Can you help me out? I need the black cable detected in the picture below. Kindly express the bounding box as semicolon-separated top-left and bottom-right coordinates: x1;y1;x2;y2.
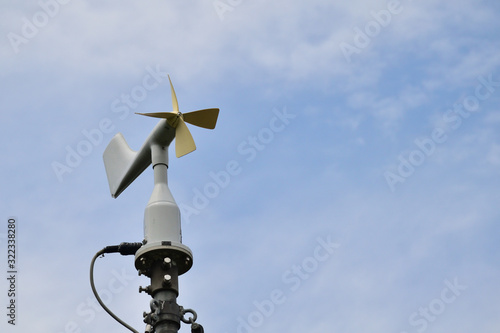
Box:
90;242;142;333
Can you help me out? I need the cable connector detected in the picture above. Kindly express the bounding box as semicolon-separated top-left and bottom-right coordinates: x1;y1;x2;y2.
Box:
90;243;143;333
103;242;143;255
118;242;143;255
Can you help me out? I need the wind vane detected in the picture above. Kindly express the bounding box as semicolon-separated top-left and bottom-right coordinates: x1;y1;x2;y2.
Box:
90;76;218;333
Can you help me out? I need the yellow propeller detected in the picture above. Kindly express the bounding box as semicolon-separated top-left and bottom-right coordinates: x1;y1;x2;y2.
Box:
136;76;219;157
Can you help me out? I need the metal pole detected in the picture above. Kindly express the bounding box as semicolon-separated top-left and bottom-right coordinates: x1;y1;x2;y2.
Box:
136;147;194;333
141;257;181;333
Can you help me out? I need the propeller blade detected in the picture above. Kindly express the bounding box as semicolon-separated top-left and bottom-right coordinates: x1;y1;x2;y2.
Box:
168;75;179;113
183;108;220;129
137;75;218;158
175;119;196;157
135;112;178;119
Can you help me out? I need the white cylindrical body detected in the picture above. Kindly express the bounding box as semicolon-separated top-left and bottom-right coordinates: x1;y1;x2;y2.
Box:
143;163;182;245
136;144;193;275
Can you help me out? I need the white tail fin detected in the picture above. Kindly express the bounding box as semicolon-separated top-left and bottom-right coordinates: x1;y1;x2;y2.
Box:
103;133;139;198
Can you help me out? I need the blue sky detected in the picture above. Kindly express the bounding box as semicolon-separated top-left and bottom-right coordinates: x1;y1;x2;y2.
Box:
1;0;500;332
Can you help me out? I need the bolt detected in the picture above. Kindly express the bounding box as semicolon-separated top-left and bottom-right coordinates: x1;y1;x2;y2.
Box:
163;257;172;269
163;274;172;287
139;286;151;293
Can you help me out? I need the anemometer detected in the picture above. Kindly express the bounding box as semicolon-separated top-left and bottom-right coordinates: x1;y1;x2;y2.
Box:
90;76;219;333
